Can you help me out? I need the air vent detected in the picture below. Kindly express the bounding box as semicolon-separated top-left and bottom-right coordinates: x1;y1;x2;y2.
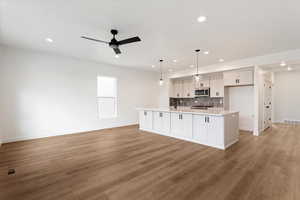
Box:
8;169;15;175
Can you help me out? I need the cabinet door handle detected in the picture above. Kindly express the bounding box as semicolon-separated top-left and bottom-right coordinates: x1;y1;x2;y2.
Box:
144;111;147;116
181;114;183;120
205;117;207;123
207;117;209;123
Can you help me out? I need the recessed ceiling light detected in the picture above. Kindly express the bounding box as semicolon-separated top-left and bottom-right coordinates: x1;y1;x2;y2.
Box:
219;58;224;62
115;54;120;58
197;16;207;23
45;38;53;43
280;61;286;67
190;65;195;68
173;59;177;63
203;51;209;55
287;66;292;71
151;65;156;68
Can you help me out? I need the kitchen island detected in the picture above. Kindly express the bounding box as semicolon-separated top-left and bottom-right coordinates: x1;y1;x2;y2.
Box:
137;108;239;150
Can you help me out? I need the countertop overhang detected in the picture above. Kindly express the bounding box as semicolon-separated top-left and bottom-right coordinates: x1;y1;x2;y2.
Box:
137;108;239;116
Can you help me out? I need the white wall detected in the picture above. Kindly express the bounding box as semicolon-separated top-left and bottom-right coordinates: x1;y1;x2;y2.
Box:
228;86;254;131
0;45;160;143
273;70;300;122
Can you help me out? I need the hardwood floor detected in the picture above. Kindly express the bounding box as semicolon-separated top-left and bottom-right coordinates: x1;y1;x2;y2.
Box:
0;124;300;200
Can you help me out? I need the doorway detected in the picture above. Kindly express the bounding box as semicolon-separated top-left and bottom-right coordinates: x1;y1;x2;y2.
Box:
263;79;272;130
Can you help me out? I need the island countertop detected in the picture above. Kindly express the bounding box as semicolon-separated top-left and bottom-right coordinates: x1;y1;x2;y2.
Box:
137;107;239;116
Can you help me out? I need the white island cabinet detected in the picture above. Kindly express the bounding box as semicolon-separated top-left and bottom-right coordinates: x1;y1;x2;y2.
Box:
170;113;193;140
137;108;239;150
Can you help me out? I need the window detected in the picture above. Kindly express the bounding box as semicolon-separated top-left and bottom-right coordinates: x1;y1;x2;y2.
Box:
97;76;117;119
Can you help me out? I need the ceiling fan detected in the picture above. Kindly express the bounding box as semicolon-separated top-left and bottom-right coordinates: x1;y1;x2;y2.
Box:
81;29;141;55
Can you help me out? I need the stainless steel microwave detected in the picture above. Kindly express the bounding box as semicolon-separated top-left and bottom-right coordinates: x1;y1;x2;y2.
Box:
195;88;210;97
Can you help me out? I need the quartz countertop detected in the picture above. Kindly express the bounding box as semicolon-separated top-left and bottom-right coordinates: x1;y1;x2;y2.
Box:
137;107;239;116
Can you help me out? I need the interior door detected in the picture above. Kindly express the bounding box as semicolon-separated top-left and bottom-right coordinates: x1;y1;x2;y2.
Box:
263;80;272;129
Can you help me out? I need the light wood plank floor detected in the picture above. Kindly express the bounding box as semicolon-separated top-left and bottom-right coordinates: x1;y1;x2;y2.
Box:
0;124;300;200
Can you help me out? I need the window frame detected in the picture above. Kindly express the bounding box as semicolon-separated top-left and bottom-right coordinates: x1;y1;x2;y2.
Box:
97;76;118;119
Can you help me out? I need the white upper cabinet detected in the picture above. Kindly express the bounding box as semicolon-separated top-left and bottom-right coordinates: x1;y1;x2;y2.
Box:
172;78;194;98
238;71;254;85
223;70;253;86
172;79;183;98
195;79;210;89
210;78;224;98
182;79;194;98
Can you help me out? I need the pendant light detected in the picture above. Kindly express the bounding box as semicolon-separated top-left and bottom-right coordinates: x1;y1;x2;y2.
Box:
194;49;201;82
159;59;164;86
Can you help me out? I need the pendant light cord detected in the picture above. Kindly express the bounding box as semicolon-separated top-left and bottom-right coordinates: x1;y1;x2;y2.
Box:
160;59;163;79
195;49;200;75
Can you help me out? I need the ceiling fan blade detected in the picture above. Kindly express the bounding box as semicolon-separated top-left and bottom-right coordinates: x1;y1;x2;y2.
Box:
81;36;109;44
113;48;121;54
118;37;141;45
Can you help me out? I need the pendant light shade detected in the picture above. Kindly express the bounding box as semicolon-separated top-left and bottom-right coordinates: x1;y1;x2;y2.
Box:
194;49;201;82
159;59;164;86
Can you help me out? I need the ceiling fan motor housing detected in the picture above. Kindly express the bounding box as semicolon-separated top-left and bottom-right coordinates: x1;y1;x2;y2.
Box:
109;38;119;49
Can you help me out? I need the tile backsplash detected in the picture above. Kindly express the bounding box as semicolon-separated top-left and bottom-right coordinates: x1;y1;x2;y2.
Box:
169;97;224;108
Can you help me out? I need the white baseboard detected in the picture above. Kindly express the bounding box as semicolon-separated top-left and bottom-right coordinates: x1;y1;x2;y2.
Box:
2;123;137;144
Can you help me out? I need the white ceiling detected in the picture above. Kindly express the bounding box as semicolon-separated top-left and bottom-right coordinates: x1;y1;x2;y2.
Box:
1;0;300;71
260;61;300;72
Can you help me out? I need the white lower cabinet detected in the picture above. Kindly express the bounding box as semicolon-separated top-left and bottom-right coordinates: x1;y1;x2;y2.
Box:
170;113;193;140
153;112;171;136
139;110;153;131
192;115;208;143
193;115;224;148
138;109;239;150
